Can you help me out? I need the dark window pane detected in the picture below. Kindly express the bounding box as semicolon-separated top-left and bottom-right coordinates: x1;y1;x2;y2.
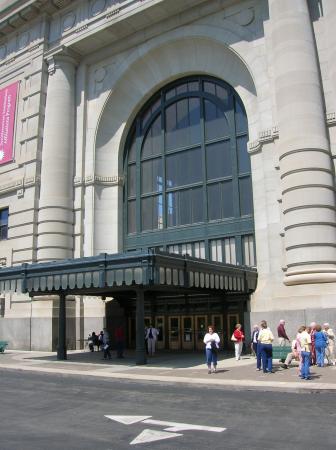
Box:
176;83;188;95
203;81;216;95
167;188;203;226
127;201;136;234
166;147;202;188
128;131;136;162
192;187;203;223
128;164;136;197
141;96;160;130
204;99;229;141
206;140;232;180
142;115;162;158
141;195;163;230
165;98;200;149
166;87;176;100
239;177;253;216
141;158;163;194
237;135;250;173
188;81;199;91
222;181;234;218
235;99;248;134
216;84;229;104
207;183;221;220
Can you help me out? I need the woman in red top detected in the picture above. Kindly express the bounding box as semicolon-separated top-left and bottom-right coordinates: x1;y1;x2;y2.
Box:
233;323;245;360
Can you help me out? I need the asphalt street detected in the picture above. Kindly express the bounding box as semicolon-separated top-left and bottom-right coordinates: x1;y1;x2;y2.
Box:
0;369;335;450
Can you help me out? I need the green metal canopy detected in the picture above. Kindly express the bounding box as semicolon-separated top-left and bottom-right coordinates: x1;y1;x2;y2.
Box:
0;250;257;296
0;250;257;364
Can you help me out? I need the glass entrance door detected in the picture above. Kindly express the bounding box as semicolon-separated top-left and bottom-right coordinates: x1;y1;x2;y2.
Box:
227;313;239;348
195;315;207;350
212;315;223;346
155;316;165;350
169;316;180;350
182;316;194;350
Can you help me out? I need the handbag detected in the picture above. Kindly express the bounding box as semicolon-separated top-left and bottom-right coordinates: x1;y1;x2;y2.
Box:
231;333;238;342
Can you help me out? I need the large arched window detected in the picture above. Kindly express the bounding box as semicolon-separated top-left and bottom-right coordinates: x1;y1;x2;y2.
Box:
124;76;255;266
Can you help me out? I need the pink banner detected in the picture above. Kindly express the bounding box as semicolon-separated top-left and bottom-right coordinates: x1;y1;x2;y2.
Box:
0;81;19;165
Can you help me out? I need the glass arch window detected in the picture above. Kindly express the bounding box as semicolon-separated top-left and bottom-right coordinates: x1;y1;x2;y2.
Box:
124;76;254;261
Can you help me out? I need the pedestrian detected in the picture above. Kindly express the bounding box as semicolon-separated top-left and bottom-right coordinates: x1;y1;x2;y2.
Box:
88;333;94;352
92;331;99;351
251;324;259;357
98;330;104;351
257;321;274;373
232;323;244;361
314;324;328;367
282;338;299;369
144;326;149;355
277;319;290;346
323;323;335;366
298;325;311;380
115;324;125;358
102;327;112;360
145;324;159;356
203;325;220;374
256;320;268;371
309;322;317;365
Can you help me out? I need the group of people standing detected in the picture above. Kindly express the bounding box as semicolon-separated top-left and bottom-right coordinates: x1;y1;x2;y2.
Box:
87;325;125;360
203;319;335;378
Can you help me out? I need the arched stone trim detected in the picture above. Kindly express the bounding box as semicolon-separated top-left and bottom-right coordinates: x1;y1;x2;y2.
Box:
92;36;259;254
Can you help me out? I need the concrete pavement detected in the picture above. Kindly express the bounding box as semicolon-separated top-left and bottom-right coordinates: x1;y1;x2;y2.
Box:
1;348;335;392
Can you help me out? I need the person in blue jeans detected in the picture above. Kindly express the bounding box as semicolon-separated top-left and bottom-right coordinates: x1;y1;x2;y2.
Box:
298;326;312;380
314;324;328;367
257;321;274;373
203;325;220;374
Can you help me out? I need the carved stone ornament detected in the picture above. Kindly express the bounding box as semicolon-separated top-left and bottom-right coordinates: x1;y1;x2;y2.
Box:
62;12;76;32
18;32;30;50
0;45;6;60
236;8;254;26
94;67;107;82
91;0;106;17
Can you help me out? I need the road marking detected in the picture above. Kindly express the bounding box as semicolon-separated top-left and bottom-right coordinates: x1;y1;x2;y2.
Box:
129;429;182;445
105;415;152;425
142;419;226;433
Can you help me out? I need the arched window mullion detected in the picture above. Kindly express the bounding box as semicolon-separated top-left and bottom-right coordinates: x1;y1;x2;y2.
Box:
135;118;142;233
200;92;208;228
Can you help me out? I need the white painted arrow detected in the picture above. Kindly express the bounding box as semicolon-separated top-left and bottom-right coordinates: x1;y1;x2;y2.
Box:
129;429;182;445
142;419;226;433
105;415;152;425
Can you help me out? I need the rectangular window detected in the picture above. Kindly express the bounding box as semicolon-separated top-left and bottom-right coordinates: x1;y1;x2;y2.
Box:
224;237;236;265
0;298;4;318
242;234;256;266
0;208;9;240
210;239;223;262
239;176;253;216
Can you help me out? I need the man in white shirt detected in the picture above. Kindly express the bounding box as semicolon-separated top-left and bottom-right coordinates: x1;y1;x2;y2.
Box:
145;324;159;356
282;339;299;369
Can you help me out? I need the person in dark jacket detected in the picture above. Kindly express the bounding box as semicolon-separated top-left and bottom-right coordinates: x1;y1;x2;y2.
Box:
277;320;290;346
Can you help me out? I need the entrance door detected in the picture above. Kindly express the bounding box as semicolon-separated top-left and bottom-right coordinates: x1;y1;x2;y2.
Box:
195;315;207;350
227;313;239;348
182;316;194;350
212;315;223;346
169;316;180;350
155;316;165;350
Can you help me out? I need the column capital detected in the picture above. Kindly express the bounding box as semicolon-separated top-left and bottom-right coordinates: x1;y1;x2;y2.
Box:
45;46;80;75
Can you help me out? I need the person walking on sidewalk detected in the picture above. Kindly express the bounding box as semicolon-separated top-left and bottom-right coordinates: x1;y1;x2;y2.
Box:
258;322;274;373
277;320;290;346
203;325;220;374
102;327;112;360
323;323;335;366
145;324;159;356
232;324;245;361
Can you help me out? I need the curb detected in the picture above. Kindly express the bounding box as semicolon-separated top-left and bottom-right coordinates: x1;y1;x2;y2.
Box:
0;362;335;393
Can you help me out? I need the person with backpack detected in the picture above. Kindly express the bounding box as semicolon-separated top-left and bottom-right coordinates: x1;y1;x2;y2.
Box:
145;324;159;356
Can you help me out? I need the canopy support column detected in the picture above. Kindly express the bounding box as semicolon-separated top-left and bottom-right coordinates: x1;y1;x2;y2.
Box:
136;289;146;365
57;293;67;360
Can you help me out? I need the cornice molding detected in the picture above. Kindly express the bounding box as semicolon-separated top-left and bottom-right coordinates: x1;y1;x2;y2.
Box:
0;175;40;196
74;175;124;187
248;126;279;154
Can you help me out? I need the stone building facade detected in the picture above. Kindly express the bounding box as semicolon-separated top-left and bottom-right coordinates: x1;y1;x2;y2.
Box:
0;0;336;351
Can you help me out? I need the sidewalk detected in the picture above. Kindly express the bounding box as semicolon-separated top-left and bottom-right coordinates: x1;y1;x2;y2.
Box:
1;349;335;392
